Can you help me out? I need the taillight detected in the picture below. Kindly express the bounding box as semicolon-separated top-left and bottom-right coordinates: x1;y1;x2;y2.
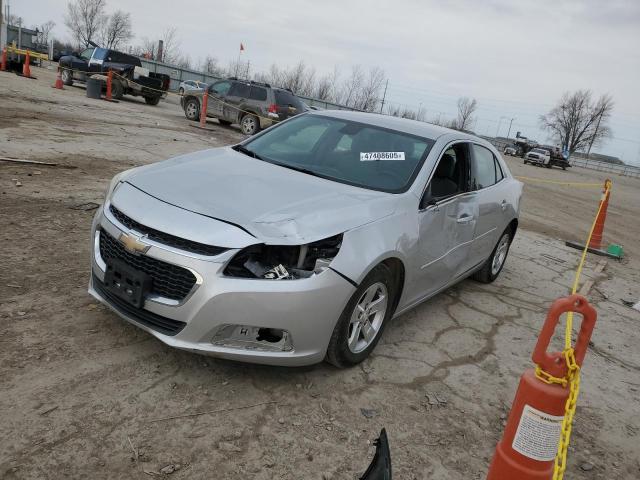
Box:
268;104;278;113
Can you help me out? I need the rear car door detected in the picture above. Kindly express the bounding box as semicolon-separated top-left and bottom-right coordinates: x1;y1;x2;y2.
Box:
207;80;232;119
223;81;251;122
410;142;478;303
467;143;510;267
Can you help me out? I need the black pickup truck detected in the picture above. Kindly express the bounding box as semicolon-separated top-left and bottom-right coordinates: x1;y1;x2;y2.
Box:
58;46;170;105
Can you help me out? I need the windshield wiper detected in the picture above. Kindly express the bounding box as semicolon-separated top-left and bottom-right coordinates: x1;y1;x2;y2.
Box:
233;144;263;160
272;162;322;178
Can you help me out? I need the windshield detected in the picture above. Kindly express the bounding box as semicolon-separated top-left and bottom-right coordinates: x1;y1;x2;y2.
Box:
244;114;434;192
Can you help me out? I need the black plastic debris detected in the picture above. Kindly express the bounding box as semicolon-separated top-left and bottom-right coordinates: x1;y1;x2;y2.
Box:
360;428;392;480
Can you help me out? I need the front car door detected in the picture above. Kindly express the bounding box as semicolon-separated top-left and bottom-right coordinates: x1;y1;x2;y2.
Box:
207;80;232;119
72;48;93;79
409;142;478;303
467;143;511;267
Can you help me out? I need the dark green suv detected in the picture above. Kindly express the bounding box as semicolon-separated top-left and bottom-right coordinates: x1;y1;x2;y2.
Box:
181;77;306;135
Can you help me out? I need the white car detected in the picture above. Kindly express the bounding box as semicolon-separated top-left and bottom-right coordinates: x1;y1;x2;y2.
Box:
524;148;551;166
178;80;207;95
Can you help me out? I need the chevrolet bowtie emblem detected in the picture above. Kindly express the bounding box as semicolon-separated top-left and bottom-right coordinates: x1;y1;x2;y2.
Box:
118;232;150;254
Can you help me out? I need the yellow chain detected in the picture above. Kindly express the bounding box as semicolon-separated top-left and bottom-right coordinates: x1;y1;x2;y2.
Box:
534;181;610;480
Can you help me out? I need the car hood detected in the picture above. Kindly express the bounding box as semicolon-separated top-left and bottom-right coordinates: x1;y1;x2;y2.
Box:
124;147;397;245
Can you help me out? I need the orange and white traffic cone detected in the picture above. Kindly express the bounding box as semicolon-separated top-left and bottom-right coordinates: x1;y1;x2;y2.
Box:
588;179;612;250
0;48;7;71
53;69;64;89
486;295;597;480
22;51;32;78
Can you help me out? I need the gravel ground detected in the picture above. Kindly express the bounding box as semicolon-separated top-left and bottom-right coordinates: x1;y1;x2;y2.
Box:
1;65;639;479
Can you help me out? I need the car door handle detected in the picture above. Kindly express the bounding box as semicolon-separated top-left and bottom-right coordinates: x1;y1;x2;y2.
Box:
456;215;474;224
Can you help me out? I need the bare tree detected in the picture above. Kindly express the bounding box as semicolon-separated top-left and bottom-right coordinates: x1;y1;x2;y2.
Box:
36;20;56;47
454;97;478;130
200;55;222;76
339;65;364;108
7;14;23;26
354;66;386;112
64;0;107;47
539;90;614;154
98;10;132;49
159;27;180;63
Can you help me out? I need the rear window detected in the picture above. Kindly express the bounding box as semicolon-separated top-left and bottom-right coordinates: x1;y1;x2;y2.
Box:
275;90;305;110
245;114;434;193
228;82;251;98
249;86;267;101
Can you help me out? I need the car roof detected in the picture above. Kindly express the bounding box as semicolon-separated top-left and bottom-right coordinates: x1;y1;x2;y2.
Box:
309;110;483;142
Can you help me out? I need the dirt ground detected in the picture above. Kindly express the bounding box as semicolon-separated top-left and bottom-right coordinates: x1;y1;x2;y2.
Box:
1;66;639;479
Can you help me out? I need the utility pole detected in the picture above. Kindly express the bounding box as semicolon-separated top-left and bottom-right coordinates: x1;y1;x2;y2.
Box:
379;79;388;114
506;117;516;139
586;111;603;159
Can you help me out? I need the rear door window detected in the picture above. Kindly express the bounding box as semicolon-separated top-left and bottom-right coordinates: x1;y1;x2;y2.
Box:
249;86;268;101
228;82;251;98
471;144;501;190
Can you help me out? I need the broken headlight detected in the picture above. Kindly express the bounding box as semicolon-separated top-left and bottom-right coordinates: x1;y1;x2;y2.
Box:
223;234;343;280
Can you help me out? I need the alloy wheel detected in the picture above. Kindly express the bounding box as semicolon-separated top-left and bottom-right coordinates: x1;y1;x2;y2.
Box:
347;282;388;354
491;233;510;276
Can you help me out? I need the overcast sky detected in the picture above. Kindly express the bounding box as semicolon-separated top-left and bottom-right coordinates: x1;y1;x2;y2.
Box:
10;0;640;164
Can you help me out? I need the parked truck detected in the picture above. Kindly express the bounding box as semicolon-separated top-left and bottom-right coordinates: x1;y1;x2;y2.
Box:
58;45;170;105
509;132;571;170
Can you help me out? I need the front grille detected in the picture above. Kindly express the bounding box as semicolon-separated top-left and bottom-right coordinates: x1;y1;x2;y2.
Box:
93;274;186;336
109;205;227;257
99;229;197;301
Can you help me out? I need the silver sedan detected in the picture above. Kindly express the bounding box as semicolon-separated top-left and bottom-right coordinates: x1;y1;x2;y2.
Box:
89;111;522;367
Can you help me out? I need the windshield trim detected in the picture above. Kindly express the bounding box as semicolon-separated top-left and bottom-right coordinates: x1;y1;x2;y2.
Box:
242;113;435;194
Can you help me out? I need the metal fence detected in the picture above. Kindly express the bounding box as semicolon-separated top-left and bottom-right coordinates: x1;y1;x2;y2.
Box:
569;157;640;178
140;58;224;91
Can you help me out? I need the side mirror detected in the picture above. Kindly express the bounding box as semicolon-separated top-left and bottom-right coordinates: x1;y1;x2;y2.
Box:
420;194;438;210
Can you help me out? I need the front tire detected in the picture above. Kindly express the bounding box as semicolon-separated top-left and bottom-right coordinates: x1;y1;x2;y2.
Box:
61;68;73;86
184;98;200;121
240;114;260;135
326;264;396;368
472;229;513;283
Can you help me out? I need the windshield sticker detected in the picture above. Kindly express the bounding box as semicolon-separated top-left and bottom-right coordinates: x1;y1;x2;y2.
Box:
360;152;406;161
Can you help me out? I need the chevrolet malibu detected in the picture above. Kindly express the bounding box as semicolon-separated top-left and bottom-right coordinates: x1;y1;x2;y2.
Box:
89;111;522;367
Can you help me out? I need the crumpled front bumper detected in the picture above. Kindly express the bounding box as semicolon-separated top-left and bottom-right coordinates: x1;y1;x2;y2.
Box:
88;204;356;366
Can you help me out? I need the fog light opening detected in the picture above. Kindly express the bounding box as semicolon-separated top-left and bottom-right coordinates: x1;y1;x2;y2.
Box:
257;328;284;343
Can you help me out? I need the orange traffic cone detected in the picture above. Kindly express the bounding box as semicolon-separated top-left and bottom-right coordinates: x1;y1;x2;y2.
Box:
486;295;597;480
588;179;612;250
0;48;7;71
53;69;64;89
22;51;32;78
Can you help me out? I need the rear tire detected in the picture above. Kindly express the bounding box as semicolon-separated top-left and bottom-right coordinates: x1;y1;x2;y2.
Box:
144;95;161;105
111;79;124;100
184;98;200;121
61;68;73;86
240;114;260;135
472;229;513;284
326;264;396;368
